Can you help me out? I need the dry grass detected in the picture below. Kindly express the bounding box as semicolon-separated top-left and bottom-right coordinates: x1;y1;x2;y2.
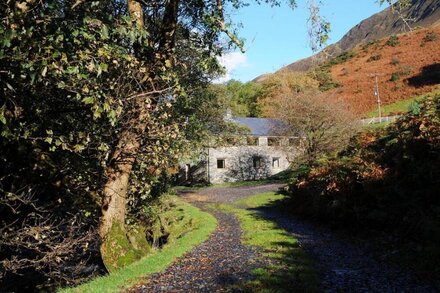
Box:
327;27;440;115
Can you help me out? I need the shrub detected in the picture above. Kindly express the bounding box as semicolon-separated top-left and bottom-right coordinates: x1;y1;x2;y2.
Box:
398;64;414;76
386;35;400;47
391;56;400;65
308;66;340;91
362;39;380;52
390;72;401;82
367;54;382;62
286;93;440;247
423;31;438;43
392;84;402;91
329;51;357;66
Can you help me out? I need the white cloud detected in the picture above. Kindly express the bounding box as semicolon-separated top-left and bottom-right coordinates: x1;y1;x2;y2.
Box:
214;52;248;83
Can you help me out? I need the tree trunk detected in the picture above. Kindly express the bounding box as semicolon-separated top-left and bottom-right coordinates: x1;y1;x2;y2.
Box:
98;0;181;270
98;2;148;269
99;132;139;240
98;114;148;271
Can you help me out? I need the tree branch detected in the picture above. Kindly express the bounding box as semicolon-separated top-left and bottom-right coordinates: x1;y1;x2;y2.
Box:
216;0;245;53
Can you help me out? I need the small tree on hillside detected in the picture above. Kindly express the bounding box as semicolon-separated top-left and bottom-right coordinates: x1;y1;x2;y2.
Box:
274;90;359;164
258;71;320;117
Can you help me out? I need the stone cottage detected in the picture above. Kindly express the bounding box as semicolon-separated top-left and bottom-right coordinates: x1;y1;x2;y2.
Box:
180;114;301;184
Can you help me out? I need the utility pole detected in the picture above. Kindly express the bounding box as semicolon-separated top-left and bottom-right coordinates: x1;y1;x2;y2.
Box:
368;73;383;123
374;73;382;123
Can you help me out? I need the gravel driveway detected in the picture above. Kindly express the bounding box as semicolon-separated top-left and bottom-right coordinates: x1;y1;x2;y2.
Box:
127;184;281;293
258;208;438;292
128;184;437;292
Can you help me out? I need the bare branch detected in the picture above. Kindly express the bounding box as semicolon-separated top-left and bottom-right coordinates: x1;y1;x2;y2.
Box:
216;0;245;53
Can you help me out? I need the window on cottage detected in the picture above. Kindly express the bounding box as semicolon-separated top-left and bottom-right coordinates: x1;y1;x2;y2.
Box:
217;159;225;169
268;137;281;146
272;157;280;168
253;157;263;168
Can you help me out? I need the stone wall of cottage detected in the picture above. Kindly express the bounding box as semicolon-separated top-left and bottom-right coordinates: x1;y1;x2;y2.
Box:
207;143;291;183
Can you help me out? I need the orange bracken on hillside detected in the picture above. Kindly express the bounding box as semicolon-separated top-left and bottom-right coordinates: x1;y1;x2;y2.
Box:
329;26;440;115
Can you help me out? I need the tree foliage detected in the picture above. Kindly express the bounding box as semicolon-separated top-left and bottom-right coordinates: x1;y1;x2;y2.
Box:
213;80;263;117
258;71;319;117
274;90;358;164
286;95;440;273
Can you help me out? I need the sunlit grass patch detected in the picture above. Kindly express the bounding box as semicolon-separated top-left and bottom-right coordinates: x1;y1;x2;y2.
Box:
61;198;216;293
213;192;318;292
367;89;440;118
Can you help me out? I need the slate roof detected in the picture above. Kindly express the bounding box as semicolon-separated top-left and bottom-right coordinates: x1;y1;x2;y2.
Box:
231;117;288;137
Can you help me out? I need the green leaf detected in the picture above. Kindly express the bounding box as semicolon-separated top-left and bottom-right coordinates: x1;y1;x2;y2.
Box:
100;63;108;72
30;72;36;85
108;109;117;126
0;105;6;125
6;82;14;92
93;106;103;119
82;96;95;105
41;66;48;77
65;66;79;75
74;144;84;152
57;81;66;89
101;25;109;40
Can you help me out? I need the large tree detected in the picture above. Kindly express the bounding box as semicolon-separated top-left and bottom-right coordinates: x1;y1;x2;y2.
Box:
0;0;298;275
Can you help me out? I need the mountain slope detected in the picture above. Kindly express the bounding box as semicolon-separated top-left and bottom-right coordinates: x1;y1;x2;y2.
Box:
328;26;440;114
279;0;440;74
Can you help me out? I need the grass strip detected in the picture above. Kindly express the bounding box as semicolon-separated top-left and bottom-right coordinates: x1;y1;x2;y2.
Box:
367;89;440;118
61;199;216;293
368;97;419;118
212;192;318;292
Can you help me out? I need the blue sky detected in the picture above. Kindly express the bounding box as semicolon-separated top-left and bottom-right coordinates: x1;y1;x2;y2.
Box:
217;0;389;82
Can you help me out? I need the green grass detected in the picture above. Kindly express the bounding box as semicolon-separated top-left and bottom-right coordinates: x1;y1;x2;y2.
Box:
175;172;290;191
61;198;217;293
368;96;421;118
210;170;292;188
212;192;318;292
211;179;279;188
367;89;440;118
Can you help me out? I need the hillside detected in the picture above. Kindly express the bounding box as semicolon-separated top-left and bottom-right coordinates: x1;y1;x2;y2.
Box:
328;26;440;114
263;0;440;77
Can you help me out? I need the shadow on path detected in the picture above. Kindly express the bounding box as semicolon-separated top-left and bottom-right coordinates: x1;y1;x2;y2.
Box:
252;196;438;292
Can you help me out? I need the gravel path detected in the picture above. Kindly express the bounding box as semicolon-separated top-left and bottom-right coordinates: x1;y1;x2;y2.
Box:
128;184;437;292
127;184;280;293
179;183;285;204
258;208;438;292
